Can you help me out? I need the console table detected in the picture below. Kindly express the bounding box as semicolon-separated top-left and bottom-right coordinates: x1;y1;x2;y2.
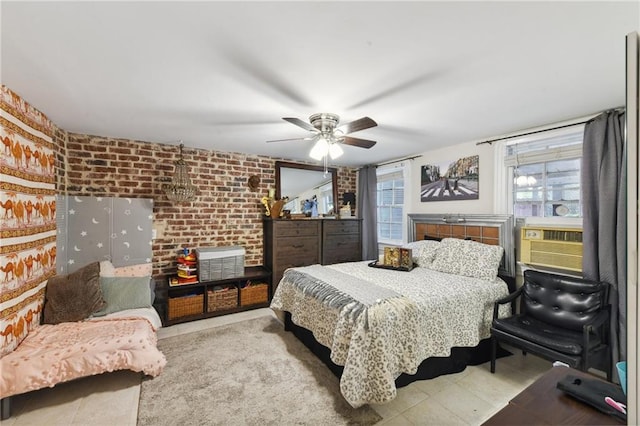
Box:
483;367;625;425
158;266;271;325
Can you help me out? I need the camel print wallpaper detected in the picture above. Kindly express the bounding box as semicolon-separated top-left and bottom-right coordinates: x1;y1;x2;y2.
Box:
0;86;57;356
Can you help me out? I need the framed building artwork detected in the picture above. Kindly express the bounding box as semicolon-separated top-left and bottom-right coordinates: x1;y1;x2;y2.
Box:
420;155;479;202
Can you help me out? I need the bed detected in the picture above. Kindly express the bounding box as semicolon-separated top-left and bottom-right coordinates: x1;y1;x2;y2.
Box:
270;213;515;407
0;261;166;419
0;310;165;399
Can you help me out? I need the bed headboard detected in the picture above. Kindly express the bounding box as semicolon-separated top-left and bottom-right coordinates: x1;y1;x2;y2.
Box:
56;196;153;274
407;213;515;278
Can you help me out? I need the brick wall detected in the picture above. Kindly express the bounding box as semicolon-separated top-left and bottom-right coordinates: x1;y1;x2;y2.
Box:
53;130;357;278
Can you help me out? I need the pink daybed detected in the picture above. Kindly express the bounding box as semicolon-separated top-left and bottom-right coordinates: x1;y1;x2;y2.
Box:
0;261;167;420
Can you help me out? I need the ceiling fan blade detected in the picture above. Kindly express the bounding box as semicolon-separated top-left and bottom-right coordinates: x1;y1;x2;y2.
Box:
337;117;377;134
348;71;443;109
266;137;314;143
283;117;317;132
341;136;377;149
219;42;313;108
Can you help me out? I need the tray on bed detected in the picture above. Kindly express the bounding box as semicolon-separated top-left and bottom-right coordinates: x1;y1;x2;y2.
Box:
367;260;416;272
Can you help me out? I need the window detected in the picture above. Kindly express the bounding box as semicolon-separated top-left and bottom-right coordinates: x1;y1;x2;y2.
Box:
318;182;334;215
502;125;584;218
376;169;404;243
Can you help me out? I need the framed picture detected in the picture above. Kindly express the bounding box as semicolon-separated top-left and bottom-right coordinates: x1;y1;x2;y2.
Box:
420;155;479;202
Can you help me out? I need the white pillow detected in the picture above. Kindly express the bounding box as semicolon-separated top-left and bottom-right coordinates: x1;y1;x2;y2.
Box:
114;263;152;277
430;238;504;280
100;261;152;278
403;240;441;268
99;260;116;277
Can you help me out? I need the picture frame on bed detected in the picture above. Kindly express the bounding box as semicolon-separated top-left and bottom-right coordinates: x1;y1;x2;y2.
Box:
382;247;413;269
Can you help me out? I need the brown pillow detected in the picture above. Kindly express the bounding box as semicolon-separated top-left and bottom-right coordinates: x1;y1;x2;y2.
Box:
43;261;106;324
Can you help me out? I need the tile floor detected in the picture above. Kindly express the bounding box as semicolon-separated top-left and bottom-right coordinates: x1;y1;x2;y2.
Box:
3;308;552;425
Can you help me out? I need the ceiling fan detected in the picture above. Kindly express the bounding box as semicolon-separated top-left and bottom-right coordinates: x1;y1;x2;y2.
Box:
267;113;377;161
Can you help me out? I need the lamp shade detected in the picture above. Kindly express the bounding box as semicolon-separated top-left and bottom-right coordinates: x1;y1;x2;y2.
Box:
309;137;329;160
328;142;344;159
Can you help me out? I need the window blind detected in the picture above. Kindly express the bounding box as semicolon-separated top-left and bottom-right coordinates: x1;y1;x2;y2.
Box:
377;170;403;182
504;125;584;166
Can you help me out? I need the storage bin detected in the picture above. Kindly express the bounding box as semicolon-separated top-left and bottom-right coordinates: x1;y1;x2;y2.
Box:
207;286;238;312
197;246;245;281
168;294;203;320
240;283;269;306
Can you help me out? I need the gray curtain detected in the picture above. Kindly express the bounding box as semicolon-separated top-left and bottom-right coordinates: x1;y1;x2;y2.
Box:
358;165;378;260
581;109;626;369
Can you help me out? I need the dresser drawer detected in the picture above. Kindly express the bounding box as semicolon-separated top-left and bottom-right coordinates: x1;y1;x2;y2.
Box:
274;260;314;280
275;221;320;237
277;253;319;270
323;233;361;265
323;249;361;265
273;257;319;290
323;220;360;235
322;234;360;251
274;236;320;259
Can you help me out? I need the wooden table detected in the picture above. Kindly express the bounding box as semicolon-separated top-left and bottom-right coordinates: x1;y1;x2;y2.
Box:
483;367;625;425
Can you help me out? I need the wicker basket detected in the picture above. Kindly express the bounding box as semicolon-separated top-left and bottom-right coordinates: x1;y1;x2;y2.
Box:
207;287;238;312
168;294;203;320
240;283;269;306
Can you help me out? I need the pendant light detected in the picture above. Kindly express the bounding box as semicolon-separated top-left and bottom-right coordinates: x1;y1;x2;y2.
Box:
163;142;197;203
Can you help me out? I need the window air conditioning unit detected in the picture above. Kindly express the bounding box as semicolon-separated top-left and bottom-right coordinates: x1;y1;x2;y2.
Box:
520;226;583;272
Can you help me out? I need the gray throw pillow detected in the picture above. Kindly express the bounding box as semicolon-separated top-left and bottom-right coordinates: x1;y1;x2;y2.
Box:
43;261;105;324
92;276;152;316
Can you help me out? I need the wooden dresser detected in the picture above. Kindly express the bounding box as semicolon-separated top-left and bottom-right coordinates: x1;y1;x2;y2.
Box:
263;218;363;294
321;219;362;265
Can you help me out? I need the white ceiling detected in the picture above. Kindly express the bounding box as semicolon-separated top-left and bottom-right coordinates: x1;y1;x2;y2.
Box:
1;1;638;167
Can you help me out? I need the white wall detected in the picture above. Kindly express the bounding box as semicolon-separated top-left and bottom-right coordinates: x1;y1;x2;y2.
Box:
406;140;496;214
625;30;638;424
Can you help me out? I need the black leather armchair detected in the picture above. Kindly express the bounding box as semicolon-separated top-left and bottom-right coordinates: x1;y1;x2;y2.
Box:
490;270;611;379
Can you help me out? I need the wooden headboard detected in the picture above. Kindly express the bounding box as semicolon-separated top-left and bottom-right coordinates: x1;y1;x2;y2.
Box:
407;213;515;278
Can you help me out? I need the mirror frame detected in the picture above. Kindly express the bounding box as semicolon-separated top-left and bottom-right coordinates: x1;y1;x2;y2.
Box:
275;161;339;212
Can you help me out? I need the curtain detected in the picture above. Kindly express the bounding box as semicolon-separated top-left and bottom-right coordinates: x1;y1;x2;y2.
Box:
581;109;626;370
358;165;378;260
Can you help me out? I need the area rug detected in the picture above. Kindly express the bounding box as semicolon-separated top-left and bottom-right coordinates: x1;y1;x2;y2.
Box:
137;315;382;425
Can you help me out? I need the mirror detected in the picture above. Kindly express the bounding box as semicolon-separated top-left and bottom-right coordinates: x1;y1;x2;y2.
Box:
275;161;338;216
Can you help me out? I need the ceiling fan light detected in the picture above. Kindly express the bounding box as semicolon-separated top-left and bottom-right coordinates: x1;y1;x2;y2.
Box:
328;142;344;159
309;137;329;160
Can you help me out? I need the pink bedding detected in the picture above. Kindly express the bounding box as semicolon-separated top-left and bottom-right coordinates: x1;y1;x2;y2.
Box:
0;318;167;398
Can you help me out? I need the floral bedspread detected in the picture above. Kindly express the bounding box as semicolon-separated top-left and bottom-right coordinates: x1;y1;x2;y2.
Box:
270;261;510;407
0;317;166;398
